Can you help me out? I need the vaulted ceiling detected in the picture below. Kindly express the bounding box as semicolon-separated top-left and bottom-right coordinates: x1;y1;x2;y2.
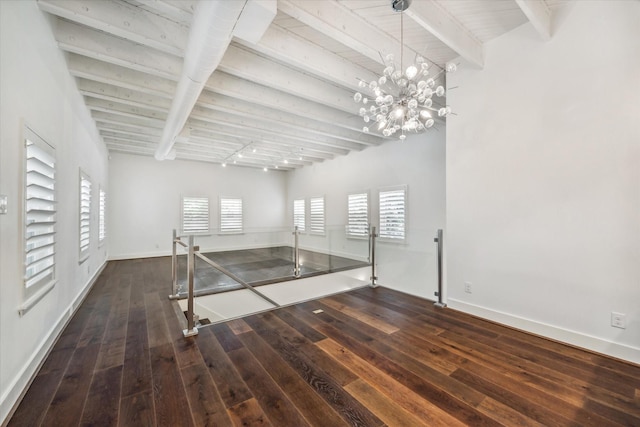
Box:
38;0;565;171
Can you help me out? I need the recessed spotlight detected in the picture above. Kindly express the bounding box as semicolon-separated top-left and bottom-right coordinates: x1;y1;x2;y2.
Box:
284;159;289;164
222;163;226;167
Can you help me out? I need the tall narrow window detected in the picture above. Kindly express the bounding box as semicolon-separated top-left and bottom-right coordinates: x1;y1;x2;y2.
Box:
79;172;91;261
220;198;243;234
309;196;325;235
379;187;406;241
347;192;369;238
293;198;305;232
99;189;106;244
182;196;209;233
24;128;56;292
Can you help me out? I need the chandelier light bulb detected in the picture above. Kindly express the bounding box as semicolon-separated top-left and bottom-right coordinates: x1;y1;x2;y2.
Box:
405;65;418;80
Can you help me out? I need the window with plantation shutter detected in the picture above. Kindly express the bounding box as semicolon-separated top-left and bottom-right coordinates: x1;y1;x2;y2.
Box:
293;199;305;232
347;192;369;238
182;196;209;233
309;196;325;235
24;129;56;291
79;172;91;261
379;187;406;241
220;198;242;234
99;189;106;244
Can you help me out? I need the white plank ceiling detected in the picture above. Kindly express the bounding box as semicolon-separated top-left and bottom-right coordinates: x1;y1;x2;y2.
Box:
38;0;566;170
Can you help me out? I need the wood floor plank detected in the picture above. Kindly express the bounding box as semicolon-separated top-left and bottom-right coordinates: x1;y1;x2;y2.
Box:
227;398;273;427
251;310;359;387
195;326;254;408
345;379;429;426
227;318;253;335
80;365;123;427
320;298;400;334
244;313;384;427
149;343;194;427
308;300;486;405
41;343;101;427
228;347;311;427
121;306;152;398
317;338;467;427
272;307;327;343
144;292;172;348
119;391;156;427
308;314;502;426
181;362;233;427
239;330;350;427
95;278;131;370
433;329;640;418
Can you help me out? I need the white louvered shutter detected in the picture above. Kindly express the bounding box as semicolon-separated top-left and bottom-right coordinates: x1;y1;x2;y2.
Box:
347;193;368;238
220;198;243;233
309;197;325;234
293;199;305;232
182;197;209;233
25;138;56;288
379;189;406;241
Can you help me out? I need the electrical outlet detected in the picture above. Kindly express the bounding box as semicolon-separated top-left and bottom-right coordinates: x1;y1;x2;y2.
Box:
611;312;626;329
0;195;7;214
464;282;472;293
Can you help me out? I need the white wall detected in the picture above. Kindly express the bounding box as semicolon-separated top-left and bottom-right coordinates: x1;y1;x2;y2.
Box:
0;1;110;422
446;1;640;362
108;153;289;259
287;131;446;299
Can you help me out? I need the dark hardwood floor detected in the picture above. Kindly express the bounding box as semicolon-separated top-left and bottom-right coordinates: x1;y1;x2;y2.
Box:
8;257;640;426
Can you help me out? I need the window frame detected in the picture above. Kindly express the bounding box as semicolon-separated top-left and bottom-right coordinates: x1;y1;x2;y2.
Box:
181;195;210;234
79;170;91;263
309;196;325;236
378;186;407;243
347;191;369;239
293;198;305;233
23;125;57;300
219;197;243;234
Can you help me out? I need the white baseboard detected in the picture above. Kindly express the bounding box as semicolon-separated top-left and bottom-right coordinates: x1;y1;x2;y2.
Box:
1;261;107;426
447;298;640;365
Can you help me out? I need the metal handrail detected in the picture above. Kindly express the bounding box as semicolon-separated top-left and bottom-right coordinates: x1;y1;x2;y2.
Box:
169;228;282;339
195;252;280;307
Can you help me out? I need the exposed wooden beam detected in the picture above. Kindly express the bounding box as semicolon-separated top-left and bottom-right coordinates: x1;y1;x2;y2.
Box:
205;72;375;135
277;0;416;67
196;91;382;147
186;119;346;157
403;0;484;69
85;97;167;121
54;19;182;80
67;54;176;98
514;0;552;41
38;0;188;56
97;121;163;137
91;110;165;129
77;79;171;113
189;106;368;152
236;24;378;92
220;44;354;113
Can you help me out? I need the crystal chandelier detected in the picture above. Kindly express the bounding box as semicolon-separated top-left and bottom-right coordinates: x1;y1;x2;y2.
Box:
354;0;456;141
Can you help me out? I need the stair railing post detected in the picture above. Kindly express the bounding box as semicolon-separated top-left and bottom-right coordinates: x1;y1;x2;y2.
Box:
169;229;178;298
370;225;378;287
433;228;446;308
183;234;198;337
293;226;300;278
